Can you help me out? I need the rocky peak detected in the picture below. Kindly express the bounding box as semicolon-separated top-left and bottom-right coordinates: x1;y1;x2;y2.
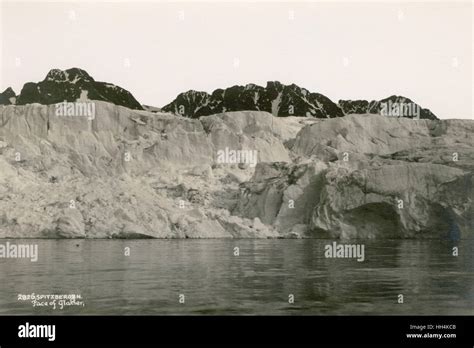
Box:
2;87;15;95
10;68;143;110
0;87;16;105
45;68;94;83
265;81;284;91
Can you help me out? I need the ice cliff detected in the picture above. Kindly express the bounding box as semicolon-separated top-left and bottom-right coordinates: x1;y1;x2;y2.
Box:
0;102;471;239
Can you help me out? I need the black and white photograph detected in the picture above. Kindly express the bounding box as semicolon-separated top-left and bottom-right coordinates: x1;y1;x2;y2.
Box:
0;0;472;345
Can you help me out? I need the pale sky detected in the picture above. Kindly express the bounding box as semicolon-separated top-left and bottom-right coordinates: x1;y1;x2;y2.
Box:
0;0;472;119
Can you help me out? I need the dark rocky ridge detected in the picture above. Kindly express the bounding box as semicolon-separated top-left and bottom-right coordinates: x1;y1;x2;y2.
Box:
339;95;437;120
2;68;143;110
162;81;438;120
2;69;439;119
162;81;345;118
0;87;16;105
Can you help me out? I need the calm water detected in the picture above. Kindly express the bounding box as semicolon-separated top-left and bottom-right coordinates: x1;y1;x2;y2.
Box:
0;239;473;315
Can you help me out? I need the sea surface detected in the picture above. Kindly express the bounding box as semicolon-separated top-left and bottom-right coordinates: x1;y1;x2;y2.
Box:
0;239;473;315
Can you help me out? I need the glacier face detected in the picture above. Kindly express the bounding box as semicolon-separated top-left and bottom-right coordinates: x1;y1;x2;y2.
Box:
0;101;471;239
